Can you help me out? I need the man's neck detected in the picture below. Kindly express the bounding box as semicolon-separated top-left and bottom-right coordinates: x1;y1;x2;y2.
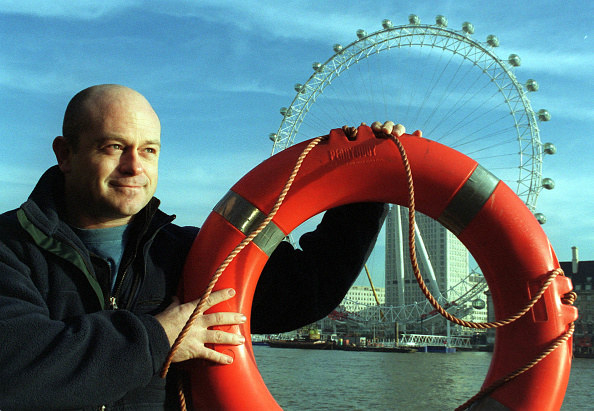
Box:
62;187;133;229
73;218;132;229
63;202;132;229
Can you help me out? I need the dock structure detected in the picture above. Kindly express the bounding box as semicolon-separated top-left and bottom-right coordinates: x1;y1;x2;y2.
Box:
399;334;472;349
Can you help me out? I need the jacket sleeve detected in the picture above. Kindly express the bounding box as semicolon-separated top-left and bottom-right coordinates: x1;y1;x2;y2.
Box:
0;231;171;409
250;202;388;334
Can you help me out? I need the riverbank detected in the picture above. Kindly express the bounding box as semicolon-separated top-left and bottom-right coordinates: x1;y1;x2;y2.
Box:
266;339;418;353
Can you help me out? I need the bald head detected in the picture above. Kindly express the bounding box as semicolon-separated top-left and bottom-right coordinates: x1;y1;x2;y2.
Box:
62;84;159;150
54;84;162;228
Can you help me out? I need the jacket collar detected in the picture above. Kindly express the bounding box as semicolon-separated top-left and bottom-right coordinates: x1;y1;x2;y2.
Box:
22;166;67;239
18;166;175;310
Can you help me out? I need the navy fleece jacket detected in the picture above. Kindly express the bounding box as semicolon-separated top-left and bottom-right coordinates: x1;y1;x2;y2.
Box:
0;166;387;409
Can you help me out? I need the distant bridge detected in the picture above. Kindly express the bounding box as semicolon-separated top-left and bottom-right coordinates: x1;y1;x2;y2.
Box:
399;333;472;349
330;274;488;326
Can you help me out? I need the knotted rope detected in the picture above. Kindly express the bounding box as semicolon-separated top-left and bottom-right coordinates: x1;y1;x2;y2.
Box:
383;131;576;410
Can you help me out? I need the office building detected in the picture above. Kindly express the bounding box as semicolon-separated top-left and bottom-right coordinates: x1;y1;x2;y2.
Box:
385;205;469;306
340;285;385;313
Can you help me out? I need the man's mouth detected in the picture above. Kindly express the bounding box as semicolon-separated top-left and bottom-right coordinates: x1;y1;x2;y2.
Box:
110;179;147;189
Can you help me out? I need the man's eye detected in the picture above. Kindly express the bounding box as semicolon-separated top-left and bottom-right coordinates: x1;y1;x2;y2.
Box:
105;144;122;151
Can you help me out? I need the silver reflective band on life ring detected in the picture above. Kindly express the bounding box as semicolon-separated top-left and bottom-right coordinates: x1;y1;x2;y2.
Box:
437;164;500;236
213;191;286;256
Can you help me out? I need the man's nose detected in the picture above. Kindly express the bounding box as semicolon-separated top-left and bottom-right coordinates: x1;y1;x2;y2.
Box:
119;149;143;175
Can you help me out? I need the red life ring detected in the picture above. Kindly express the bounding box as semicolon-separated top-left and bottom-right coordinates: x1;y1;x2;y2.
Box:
181;125;576;410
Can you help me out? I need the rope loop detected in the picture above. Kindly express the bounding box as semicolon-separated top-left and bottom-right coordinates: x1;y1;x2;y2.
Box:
562;291;577;305
387;132;568;329
385;132;576;410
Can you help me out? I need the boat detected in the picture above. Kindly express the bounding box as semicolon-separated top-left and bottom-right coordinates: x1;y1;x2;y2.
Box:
267;339;335;350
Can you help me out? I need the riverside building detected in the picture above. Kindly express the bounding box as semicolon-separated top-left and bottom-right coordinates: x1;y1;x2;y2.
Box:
385;205;469;306
560;247;593;357
340;285;385;313
384;205;486;334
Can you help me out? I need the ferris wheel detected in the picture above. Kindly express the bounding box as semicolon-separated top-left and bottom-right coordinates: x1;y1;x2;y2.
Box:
267;14;557;326
269;14;556;218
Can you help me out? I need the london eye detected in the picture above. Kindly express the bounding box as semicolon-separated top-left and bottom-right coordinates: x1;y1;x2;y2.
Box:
268;14;557;329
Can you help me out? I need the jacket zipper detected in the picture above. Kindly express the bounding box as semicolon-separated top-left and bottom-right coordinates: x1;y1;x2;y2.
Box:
110;265;131;310
59;212;175;311
108;297;118;310
109;216;171;310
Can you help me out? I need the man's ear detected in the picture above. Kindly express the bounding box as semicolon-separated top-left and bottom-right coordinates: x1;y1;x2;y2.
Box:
52;136;72;173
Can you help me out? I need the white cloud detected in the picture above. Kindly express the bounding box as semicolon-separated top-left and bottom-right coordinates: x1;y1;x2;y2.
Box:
211;79;287;96
149;1;386;44
156;149;264;220
538;97;594;122
506;48;594;79
0;163;46;183
0;67;79;95
0;0;141;19
536;169;594;261
0;163;46;211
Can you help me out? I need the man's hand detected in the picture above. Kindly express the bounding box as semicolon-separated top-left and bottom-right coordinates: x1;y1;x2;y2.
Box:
155;288;246;365
369;121;422;138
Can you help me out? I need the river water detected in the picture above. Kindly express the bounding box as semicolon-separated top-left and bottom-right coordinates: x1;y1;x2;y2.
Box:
253;346;592;410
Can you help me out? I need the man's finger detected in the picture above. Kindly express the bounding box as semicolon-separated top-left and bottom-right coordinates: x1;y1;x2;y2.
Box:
370;121;406;137
203;329;246;345
391;123;406;137
201;311;247;328
199;347;235;365
370;121;382;132
380;120;395;134
198;288;236;310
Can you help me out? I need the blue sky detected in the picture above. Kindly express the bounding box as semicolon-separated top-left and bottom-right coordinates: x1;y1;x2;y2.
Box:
1;1;592;286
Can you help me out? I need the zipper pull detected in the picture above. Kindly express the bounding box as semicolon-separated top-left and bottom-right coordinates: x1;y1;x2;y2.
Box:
109;296;119;310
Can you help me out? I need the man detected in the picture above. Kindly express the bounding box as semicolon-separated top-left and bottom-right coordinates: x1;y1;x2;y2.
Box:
0;84;405;409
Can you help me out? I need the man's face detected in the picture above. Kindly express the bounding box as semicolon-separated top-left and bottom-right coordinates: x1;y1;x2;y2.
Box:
60;91;161;228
